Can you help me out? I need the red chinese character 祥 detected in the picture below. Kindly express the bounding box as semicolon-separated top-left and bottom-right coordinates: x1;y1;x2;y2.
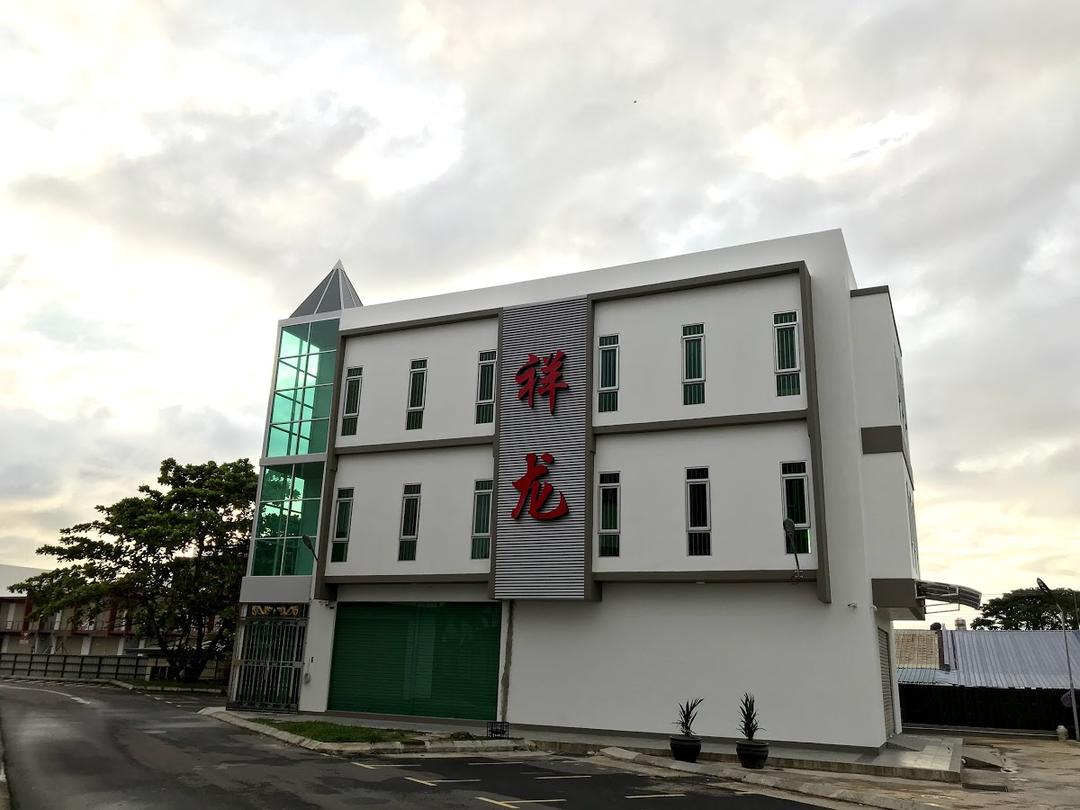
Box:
510;452;570;521
515;350;569;415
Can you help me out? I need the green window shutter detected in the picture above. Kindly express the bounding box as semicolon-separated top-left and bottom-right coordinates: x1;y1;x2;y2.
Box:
328;603;501;720
684;337;702;380
600;347;618;388
776;325;798;370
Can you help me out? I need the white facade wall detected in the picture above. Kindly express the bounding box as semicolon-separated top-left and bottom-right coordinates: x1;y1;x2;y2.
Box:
299;599;337;712
338;318;498;446
593;275;805;426
508;583;888;747
593;424;814;572
862;454;918;580
330;448;493;577
851;294;904;429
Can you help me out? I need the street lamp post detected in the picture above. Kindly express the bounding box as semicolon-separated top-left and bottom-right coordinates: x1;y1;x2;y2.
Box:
1037;578;1079;741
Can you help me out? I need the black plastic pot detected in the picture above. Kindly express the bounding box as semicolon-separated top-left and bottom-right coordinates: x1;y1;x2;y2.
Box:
669;735;702;763
736;739;769;769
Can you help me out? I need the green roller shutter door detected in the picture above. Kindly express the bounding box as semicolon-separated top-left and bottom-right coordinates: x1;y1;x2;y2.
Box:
328;602;502;720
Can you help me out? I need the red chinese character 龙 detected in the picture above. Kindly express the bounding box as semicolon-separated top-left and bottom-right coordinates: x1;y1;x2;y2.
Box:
515;350;569;415
510;452;570;521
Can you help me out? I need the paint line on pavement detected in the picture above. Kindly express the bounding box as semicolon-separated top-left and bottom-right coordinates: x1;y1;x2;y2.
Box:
475;799;517;809
625;794;687;800
405;776;440;787
0;683;91;705
535;775;591;780
468;760;527;765
353;762;423;769
476;799;567;809
434;779;482;784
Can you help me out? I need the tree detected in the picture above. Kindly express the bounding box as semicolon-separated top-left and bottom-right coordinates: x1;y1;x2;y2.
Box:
12;458;257;681
971;588;1080;631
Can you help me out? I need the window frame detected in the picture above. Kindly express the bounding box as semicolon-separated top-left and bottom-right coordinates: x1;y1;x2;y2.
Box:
398;482;421;560
475;350;496;425
470;479;493;559
681;324;706;384
330;487;353;563
341;366;363;436
597;335;620;413
772;311;801;373
406;359;427;430
598;471;621;557
685;466;712;556
780;461;812;555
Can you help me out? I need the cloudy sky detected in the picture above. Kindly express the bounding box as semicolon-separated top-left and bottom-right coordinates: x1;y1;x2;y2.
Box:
2;1;1078;618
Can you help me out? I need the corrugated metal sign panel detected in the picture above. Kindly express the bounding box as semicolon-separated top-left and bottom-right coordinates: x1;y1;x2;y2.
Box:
494;297;589;599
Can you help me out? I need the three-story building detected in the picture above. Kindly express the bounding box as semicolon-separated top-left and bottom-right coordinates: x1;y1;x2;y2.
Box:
230;229;978;749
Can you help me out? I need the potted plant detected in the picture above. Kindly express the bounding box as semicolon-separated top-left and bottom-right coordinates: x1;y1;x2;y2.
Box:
670;697;704;762
735;692;768;769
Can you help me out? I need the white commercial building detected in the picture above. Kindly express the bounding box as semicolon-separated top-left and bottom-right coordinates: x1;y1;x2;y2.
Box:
231;229;977;750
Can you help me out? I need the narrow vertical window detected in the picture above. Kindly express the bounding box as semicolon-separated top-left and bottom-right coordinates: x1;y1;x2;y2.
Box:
598;472;620;557
686;467;711;555
682;325;705;405
471;479;493;559
406;359;427;430
475;351;496;424
399;483;421;560
781;462;811;554
330;488;353;562
896;358;907;431
341;367;362;436
597;335;619;412
774;312;801;396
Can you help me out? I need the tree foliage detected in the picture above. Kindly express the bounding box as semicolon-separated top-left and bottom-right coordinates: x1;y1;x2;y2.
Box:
12;458;257;681
972;588;1080;631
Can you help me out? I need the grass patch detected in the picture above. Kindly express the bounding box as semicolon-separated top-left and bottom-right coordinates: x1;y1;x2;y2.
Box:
252;719;423;744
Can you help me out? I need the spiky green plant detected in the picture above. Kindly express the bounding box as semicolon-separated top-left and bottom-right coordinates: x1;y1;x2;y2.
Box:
674;697;704;736
738;692;762;740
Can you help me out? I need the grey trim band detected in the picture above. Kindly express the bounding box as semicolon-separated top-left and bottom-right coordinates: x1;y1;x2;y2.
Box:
258;452;326;467
595;570;817;584
324;573;490;585
849;285;891;298
872;578;926;621
587;261;801;303
799;265;831;605
861;425;904;454
593;410;806;437
340;308;500;338
335;435;494;455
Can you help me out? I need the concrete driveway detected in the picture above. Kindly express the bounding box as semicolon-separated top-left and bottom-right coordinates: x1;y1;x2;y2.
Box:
0;679;819;809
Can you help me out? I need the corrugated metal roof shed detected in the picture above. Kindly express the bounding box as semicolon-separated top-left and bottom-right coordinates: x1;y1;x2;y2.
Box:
897;629;1080;690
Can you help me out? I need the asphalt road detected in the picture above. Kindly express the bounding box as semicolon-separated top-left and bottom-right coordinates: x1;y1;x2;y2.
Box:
0;679;818;809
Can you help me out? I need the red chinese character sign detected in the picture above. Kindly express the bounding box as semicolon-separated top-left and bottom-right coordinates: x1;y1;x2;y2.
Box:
510;452;570;521
516;350;569;415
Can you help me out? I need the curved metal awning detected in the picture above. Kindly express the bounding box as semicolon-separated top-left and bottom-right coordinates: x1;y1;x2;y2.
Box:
916;579;982;609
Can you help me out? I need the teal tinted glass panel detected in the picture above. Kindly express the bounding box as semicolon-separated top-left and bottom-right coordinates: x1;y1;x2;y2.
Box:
261;466;292;502
473;491;491;535
252;538;283;576
684;337;703;380
271;391;300;423
600;487;618;531
776;325;798;370
275;357;305;390
306;419;329;453
600;347;618;388
295;462;324;498
307;319;339;353
776;372;801;396
256;502;284;537
283;501;303;536
308;353;337;386
784;477;808;524
266;425;292;457
335;500;352;539
312;385;334;419
478;363;495;401
683;381;705;405
279;323;309;358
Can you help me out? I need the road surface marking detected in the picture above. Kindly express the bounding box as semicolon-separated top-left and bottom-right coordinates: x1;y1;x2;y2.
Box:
476;799;566;808
0;683;91;705
406;777;440;786
625;794;687;799
406;777;481;786
468;760;527;765
353;762;423;769
535;775;591;780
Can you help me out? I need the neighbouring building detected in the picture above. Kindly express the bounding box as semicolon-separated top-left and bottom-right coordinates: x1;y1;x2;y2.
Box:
0;563;134;656
230;229;978;750
897;626;1080;732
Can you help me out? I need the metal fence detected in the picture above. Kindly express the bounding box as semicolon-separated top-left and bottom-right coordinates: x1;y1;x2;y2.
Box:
0;653;149;680
231;618;306;711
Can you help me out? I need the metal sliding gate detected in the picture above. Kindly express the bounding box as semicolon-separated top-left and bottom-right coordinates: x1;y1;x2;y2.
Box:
230;609;307;711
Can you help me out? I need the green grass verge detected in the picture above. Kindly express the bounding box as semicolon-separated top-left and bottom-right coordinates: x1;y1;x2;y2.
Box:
251;719;423;743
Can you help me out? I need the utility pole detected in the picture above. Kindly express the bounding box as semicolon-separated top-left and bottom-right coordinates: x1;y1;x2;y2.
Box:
1038;578;1079;741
